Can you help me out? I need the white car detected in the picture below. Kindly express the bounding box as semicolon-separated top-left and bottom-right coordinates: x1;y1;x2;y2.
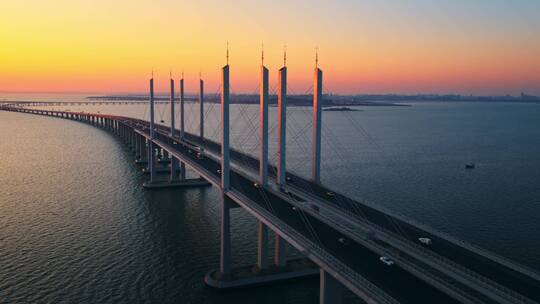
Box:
418;237;432;245
379;256;394;266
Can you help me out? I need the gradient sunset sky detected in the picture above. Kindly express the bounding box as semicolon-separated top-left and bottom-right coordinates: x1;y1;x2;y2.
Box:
1;0;539;95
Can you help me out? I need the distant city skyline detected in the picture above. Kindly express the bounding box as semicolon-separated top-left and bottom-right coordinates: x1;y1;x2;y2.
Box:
1;0;539;95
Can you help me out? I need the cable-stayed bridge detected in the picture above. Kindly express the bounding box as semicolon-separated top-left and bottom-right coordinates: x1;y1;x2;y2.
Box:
2;63;540;304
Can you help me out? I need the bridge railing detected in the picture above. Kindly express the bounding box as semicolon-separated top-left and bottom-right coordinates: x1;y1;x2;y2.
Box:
226;190;399;304
295;185;537;304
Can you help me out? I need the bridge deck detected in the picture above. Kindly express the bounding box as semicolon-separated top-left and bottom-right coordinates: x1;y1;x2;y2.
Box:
3;106;540;304
148;117;540;304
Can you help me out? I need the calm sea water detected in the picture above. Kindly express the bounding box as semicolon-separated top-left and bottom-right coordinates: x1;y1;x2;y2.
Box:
1;94;539;303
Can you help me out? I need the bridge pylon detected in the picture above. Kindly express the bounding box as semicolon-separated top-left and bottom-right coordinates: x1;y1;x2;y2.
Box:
257;64;270;270
312;66;323;183
142;76;209;189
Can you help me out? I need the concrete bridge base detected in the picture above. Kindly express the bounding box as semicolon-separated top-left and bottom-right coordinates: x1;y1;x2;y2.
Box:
142;178;211;189
204;258;319;289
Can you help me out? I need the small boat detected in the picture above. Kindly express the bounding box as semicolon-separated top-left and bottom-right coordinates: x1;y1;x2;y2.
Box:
465;163;475;169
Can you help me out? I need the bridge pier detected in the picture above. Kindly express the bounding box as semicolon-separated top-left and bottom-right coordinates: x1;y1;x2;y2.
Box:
142;140;157;186
257;222;270;270
129;128;136;150
136;135;148;164
142;77;157;188
134;132;141;158
169;156;180;181
319;270;343;304
274;233;288;267
158;149;170;163
221;63;231;275
122;123;126;140
220;194;233;275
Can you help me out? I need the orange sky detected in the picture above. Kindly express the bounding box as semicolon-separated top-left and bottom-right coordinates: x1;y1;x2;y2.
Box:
1;0;539;95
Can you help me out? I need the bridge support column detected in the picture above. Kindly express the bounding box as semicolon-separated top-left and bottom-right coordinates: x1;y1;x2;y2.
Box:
137;136;148;163
169;156;180;181
220;64;232;275
256;64;270;270
199;77;204;149
179;77;185;139
259;65;269;186
277;65;287;187
274;234;288;267
134;132;140;158
179;160;186;180
143;77;157;187
130;129;136;150
179;76;187;180
220;194;232;275
257;222;269;270
146;141;157;184
221;64;230;190
170;77;175;138
312;66;323;183
319;270;342;304
160;149;169;163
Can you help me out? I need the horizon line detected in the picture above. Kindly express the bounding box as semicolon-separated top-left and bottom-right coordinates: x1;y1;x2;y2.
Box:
1;90;537;98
